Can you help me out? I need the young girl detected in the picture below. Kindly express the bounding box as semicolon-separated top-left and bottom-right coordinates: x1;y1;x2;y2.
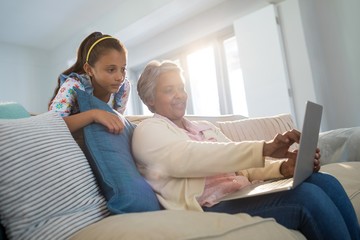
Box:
49;31;129;134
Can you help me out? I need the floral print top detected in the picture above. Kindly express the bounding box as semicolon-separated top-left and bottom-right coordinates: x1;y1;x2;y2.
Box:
49;72;130;117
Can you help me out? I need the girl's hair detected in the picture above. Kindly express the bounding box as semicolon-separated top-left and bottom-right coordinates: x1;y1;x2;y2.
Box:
48;31;127;107
137;60;182;113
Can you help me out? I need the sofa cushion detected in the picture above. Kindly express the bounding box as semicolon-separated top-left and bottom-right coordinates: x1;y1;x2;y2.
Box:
0;102;29;240
216;113;295;142
70;210;305;240
0;102;30;119
0;112;109;240
75;89;161;214
321;162;360;223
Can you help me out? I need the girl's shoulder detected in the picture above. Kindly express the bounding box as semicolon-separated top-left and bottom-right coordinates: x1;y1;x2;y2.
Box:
59;73;90;92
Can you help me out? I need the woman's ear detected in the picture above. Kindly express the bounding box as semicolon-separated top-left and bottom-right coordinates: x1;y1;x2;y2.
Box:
147;97;154;106
83;63;93;77
147;98;155;110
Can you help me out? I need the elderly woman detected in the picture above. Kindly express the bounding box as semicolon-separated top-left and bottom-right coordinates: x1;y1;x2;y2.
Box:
132;60;360;240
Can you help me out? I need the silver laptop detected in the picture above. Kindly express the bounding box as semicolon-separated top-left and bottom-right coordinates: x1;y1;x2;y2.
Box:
220;101;323;201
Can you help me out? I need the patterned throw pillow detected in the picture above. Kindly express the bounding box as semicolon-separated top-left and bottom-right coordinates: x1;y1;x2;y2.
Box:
0;112;109;240
75;89;161;214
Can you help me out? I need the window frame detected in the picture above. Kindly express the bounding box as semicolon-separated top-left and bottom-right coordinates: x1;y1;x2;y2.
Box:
128;27;239;116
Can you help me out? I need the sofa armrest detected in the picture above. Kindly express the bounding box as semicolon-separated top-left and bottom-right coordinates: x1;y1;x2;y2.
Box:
318;127;360;165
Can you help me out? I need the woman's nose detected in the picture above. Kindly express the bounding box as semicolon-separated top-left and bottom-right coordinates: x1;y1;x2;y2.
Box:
175;89;187;98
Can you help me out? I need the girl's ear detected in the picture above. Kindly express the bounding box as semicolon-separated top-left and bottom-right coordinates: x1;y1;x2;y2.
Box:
83;63;93;77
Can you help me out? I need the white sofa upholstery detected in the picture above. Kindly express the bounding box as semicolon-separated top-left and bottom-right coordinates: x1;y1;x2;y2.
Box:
1;106;359;240
71;114;360;240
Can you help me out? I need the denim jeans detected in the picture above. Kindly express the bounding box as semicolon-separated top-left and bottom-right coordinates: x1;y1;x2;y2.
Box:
203;173;360;240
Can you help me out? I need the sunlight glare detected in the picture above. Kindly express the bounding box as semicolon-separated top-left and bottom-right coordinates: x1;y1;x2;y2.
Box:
187;46;220;115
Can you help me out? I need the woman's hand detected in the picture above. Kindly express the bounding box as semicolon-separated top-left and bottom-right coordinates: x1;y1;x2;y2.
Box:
92;109;125;134
313;148;321;172
263;129;322;178
280;148;321;178
263;129;300;159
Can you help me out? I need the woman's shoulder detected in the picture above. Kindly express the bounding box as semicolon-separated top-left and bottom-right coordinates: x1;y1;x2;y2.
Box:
136;117;168;127
132;118;172;141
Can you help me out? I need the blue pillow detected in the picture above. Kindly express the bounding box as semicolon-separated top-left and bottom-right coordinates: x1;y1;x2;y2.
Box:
0;102;30;119
75;89;161;214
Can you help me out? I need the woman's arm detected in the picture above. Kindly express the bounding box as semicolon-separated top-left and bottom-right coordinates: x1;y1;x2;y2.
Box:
132;118;265;178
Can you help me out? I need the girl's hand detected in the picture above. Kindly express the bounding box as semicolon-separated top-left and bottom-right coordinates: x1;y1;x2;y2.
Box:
92;109;125;134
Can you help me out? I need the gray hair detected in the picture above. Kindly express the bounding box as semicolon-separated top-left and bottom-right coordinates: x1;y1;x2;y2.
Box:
137;60;182;113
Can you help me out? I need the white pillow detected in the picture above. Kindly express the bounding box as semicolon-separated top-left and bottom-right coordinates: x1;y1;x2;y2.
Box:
0;112;109;240
318;127;360;165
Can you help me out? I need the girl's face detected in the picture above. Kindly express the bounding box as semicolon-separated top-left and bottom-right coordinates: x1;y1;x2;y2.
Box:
87;49;127;97
149;70;188;121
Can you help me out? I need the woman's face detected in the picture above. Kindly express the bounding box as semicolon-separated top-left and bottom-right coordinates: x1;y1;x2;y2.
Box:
149;70;188;121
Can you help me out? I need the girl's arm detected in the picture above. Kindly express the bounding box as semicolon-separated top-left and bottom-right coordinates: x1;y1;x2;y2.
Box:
49;77;124;133
63;109;124;134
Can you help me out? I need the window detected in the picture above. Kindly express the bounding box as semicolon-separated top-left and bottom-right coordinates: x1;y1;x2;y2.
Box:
129;30;248;117
187;46;220;115
223;37;248;116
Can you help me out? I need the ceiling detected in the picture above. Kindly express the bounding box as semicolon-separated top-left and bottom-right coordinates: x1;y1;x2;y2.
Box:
0;0;230;51
0;0;119;49
0;0;284;51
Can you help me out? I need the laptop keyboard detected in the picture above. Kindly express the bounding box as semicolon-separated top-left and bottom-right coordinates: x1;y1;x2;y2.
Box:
255;178;294;191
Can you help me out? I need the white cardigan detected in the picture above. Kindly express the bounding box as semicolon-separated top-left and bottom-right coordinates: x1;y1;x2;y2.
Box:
132;117;284;211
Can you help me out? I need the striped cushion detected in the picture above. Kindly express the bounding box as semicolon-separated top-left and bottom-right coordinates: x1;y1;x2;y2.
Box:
0;112;109;240
217;114;296;142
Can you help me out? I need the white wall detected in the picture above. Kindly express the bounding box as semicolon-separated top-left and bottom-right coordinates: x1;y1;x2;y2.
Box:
302;0;360;130
1;0;359;131
278;0;360;130
5;0;179;114
234;5;293;119
0;43;51;113
277;0;317;129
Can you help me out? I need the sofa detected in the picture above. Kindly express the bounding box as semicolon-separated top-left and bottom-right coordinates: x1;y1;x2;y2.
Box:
0;99;359;240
